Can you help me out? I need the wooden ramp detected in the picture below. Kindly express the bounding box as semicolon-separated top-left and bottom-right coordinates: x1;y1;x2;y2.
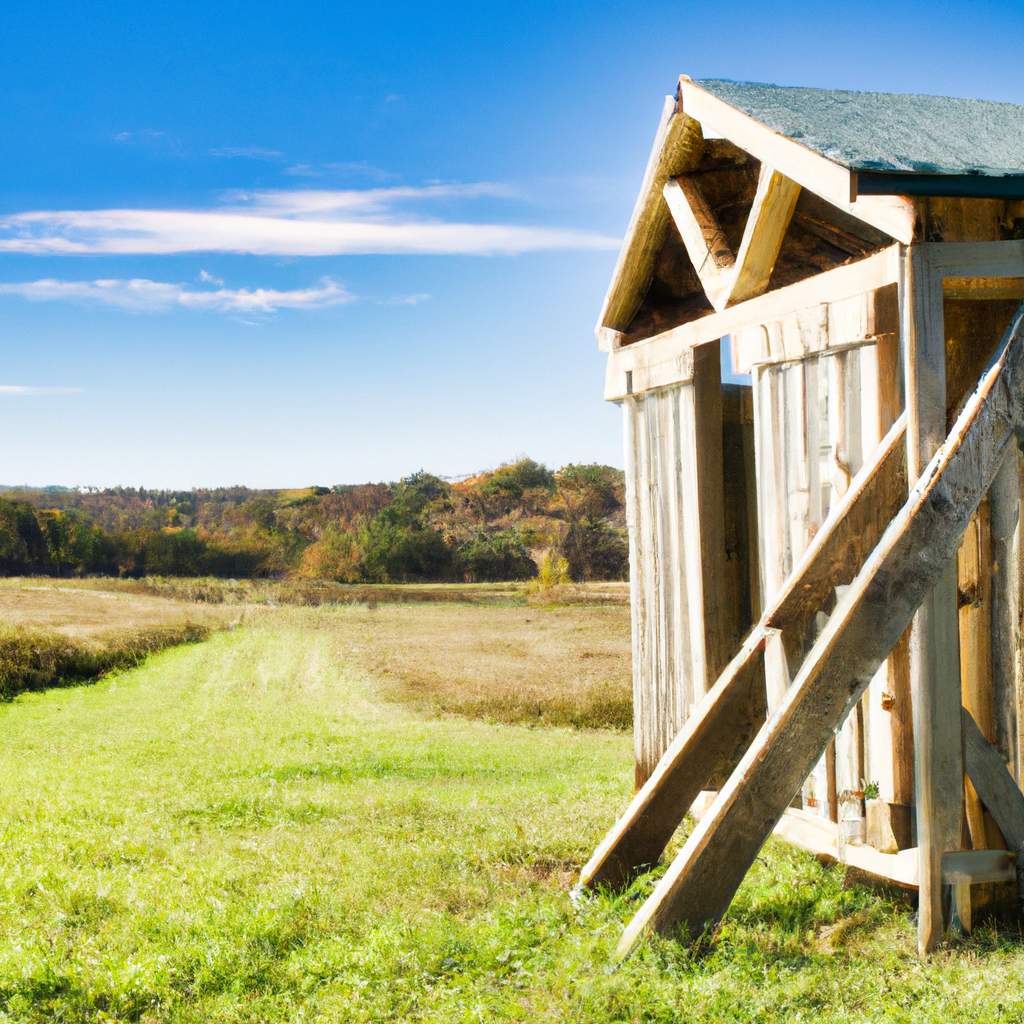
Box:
581;304;1024;956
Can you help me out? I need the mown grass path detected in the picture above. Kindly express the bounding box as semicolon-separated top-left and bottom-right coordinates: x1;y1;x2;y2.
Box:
1;610;1023;1022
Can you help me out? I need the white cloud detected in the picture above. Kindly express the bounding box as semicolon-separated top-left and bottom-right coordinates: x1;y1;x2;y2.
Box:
0;277;355;314
198;269;224;286
209;145;283;160
283;160;396;181
380;293;432;306
0;184;618;257
0;385;82;396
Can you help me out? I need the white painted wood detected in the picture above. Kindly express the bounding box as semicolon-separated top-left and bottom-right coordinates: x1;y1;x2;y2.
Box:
678;77;916;244
605;246;901;399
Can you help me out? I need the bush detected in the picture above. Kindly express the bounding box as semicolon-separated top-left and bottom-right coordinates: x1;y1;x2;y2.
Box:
560;522;629;582
455;531;536;582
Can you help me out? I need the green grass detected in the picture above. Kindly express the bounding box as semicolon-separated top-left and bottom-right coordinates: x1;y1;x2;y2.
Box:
1;609;1023;1022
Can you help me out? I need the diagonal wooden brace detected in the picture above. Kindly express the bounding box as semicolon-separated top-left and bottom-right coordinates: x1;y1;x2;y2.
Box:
616;304;1024;956
579;413;907;891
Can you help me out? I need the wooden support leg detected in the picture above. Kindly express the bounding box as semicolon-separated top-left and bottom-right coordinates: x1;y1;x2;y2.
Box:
901;245;965;955
911;562;964;953
950;882;973;936
963;704;1024;921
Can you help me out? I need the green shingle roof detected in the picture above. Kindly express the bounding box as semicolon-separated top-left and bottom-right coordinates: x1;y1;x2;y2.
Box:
697;79;1024;179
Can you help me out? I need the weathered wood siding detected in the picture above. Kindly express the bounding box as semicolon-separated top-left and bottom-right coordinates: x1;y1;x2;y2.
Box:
624;373;754;785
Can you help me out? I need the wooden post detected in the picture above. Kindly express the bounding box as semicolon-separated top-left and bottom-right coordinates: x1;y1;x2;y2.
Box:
959;500;1003;850
900;244;965;955
681;342;732;693
990;447;1022;783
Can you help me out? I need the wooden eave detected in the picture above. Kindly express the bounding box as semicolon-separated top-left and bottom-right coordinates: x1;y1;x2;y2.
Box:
596;76;919;350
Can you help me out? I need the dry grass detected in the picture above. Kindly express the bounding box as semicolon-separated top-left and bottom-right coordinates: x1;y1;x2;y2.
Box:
0;579;232;700
325;601;632;729
0;578;229;641
39;575;630;608
0;577;631;728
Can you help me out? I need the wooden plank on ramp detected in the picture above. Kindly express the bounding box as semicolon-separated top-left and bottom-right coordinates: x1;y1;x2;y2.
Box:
616;304;1024;956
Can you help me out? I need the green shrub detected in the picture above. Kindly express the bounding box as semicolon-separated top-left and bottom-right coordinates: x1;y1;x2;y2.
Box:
455;530;536;582
529;551;570;592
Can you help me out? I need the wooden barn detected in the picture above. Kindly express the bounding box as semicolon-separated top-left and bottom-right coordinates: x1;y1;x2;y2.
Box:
578;77;1024;957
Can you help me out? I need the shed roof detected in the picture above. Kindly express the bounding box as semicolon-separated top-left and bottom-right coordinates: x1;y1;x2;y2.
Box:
696;79;1024;180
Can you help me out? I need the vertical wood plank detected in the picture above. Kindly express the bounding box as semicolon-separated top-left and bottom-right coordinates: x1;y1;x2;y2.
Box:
959;500;1001;849
901;244;965;955
876;329;915;843
990;447;1023;783
693;343;730;686
623;398;648;786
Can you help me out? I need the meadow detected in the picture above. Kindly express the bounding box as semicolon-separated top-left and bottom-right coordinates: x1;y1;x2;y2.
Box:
1;580;1023;1022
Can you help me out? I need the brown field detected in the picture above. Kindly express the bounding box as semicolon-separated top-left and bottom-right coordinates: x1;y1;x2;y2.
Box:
0;577;230;640
1;577;633;729
331;600;632;729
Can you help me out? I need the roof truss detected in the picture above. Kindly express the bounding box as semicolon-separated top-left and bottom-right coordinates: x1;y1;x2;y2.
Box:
597;77;919;342
664;163;801;311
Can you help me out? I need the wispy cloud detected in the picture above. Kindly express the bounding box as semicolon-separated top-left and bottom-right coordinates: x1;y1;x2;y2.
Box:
283;159;397;181
209;145;284;161
0;183;618;257
114;129;166;144
0;277;354;314
0;385;82;396
379;292;432;306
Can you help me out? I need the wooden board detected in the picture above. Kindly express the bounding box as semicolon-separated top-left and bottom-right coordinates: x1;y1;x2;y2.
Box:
598;97;705;334
615;303;1024;955
605;246;901;400
579;413;907;890
901;245;964;955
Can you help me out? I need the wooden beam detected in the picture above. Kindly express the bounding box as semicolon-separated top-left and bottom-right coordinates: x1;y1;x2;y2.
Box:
685;343;733;689
678;77;915;244
901;244;964;955
945;277;1024;301
579;413;906;891
963;707;1024;854
614;303;1024;955
663;176;734;309
606;245;901;400
664;166;800;313
923;240;1024;280
597;96;705;334
959;501;1001;850
728;166;801;306
990;448;1022;782
692;797;921;888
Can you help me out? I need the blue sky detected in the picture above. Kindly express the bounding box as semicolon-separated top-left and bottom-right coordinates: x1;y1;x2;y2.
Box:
2;0;1023;488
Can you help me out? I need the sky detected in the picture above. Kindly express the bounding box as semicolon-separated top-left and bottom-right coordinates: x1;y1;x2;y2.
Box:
2;0;1024;489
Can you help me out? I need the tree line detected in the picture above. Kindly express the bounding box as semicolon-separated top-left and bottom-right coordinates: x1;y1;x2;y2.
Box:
0;459;629;583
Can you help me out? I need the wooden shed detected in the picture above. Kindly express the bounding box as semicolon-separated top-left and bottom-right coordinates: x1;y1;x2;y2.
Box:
578;77;1024;957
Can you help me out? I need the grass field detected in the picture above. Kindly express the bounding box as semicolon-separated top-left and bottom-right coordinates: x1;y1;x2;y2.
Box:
2;583;1024;1021
0;579;227;700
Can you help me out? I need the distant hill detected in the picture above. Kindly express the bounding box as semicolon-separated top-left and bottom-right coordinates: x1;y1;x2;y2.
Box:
0;459;628;583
